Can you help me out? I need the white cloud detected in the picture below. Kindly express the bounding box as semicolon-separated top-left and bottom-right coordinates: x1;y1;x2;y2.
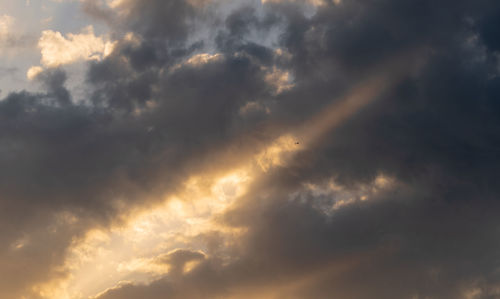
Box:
26;66;43;80
38;25;116;68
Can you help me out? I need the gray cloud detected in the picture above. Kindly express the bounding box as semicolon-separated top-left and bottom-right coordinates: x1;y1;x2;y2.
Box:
2;0;500;298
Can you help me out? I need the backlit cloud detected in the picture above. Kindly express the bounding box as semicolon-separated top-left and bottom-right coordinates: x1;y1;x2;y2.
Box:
2;0;500;298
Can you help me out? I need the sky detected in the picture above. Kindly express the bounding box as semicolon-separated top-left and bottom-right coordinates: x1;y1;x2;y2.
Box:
1;0;500;298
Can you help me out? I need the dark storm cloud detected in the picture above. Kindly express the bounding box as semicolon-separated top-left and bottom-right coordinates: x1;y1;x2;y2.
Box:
90;0;500;298
0;2;281;296
2;0;500;297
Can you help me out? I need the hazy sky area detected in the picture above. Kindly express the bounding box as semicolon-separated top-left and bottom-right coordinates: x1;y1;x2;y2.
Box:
1;0;500;298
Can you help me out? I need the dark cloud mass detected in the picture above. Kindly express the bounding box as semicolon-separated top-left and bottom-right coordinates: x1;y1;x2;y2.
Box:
2;0;500;298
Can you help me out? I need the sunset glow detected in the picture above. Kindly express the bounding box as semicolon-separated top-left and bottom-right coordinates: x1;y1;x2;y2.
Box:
1;0;500;298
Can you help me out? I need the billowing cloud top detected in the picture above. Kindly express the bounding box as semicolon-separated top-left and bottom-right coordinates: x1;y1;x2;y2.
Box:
1;0;500;298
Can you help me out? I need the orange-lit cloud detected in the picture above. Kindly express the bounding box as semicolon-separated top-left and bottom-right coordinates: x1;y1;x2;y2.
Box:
2;0;500;298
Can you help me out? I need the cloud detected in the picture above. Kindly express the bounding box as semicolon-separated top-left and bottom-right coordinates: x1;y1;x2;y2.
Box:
0;14;36;53
2;0;500;298
0;14;14;39
38;26;116;68
26;66;43;80
89;0;500;298
0;66;18;79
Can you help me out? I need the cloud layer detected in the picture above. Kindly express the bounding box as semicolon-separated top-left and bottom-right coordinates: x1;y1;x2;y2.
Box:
1;0;500;298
